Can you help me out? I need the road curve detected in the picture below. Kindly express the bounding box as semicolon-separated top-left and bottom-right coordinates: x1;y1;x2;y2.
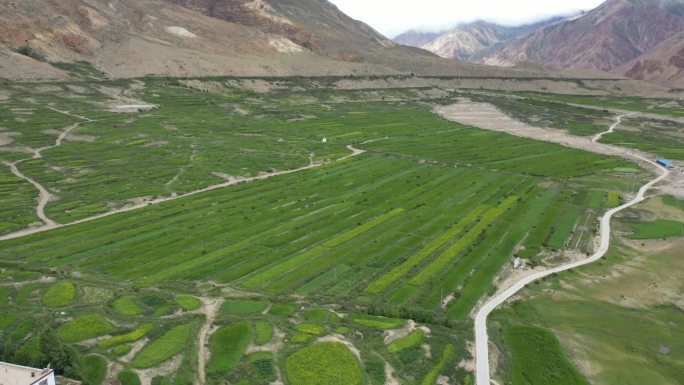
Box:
474;115;670;385
0;145;365;242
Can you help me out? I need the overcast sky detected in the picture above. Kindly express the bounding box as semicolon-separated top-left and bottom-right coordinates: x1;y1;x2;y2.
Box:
328;0;606;37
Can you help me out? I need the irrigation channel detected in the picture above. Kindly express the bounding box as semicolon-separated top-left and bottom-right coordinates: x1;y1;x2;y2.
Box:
472;112;670;385
0;143;365;242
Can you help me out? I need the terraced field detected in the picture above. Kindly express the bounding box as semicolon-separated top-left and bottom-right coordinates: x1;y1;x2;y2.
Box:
0;78;656;385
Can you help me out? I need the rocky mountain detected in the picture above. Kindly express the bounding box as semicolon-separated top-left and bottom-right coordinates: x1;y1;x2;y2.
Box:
394;30;442;48
482;0;684;86
620;32;684;87
0;0;545;80
393;18;567;61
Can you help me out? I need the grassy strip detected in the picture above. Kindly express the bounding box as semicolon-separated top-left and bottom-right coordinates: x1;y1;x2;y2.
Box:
132;324;192;368
221;300;269;316
243;209;404;289
387;330;423;354
365;206;487;294
98;323;154;349
175;295;201;311
547;208;581;249
254;321;273;345
409;196;518;285
295;324;327;336
351;315;405;330
420;344;455;385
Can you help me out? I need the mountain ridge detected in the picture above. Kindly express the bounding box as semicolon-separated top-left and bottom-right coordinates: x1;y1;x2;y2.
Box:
480;0;684;86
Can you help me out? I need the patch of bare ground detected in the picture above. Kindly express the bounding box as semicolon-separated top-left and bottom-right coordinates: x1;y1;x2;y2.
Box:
0;275;56;288
66;133;97;142
385;362;400;385
0;131;20;146
105;362;123;385
121;338;149;362
197;297;224;385
246;328;285;355
438;101;684;200
383;320;431;345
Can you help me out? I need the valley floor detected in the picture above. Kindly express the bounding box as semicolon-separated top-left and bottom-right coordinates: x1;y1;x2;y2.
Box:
0;76;681;385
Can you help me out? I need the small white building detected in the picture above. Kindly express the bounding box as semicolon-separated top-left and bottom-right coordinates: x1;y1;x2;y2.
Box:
0;361;55;385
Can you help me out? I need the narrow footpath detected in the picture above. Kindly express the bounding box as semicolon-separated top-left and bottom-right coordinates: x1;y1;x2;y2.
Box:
2;108;94;228
0;145;365;242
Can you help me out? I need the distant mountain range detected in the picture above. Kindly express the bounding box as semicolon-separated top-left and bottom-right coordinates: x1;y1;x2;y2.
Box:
0;0;540;79
394;17;569;62
395;0;684;87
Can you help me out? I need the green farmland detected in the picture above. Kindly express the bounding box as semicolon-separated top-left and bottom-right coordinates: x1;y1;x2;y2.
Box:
0;77;661;385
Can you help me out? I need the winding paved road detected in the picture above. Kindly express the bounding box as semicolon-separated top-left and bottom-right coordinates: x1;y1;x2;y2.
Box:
473;114;670;385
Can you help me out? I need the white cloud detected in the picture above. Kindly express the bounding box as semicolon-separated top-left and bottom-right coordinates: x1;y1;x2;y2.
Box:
329;0;607;37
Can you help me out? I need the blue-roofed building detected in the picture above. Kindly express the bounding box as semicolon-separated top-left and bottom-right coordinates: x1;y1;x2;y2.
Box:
657;159;674;168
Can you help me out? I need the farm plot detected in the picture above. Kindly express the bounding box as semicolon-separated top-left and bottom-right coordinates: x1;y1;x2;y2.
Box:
0;81;651;385
0;94;638;328
285;342;362;385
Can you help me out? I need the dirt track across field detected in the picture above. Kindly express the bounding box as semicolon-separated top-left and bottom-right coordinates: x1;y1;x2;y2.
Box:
0;145;365;242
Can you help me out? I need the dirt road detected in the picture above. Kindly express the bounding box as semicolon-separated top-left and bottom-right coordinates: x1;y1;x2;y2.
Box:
436;100;670;385
0;145;365;242
2;108;94;228
196;297;223;385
